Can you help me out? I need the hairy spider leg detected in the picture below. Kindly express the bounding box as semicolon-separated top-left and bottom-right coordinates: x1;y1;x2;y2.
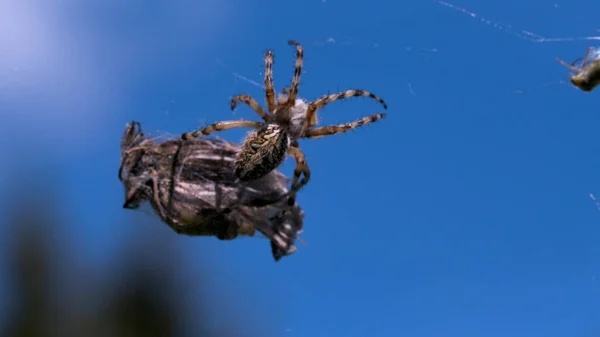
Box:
285;145;311;206
281;40;304;109
180;120;264;140
302;113;387;139
264;50;277;113
230;94;269;122
305;89;388;128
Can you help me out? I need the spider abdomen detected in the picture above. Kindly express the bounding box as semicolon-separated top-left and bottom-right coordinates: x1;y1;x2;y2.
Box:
234;124;290;182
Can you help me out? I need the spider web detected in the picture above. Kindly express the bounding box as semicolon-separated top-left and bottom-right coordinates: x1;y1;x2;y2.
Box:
435;0;600;94
435;0;600;221
436;0;600;43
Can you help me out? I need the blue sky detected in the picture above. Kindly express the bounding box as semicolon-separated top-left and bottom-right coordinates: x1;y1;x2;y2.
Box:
2;0;600;336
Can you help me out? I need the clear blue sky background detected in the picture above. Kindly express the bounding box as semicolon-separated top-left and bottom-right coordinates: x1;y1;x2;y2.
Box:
1;0;600;336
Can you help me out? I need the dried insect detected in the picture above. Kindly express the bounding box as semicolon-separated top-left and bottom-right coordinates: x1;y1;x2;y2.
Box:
179;40;388;206
119;121;304;261
556;47;600;92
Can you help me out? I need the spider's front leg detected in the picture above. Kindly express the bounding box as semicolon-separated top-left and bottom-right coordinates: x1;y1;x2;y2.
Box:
281;40;304;109
180;120;264;141
285;145;311;206
264;50;277;114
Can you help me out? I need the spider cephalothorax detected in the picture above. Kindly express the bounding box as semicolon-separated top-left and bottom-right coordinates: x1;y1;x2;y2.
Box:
180;40;388;205
556;47;600;92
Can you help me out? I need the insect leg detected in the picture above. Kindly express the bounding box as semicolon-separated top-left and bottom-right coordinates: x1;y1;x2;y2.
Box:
148;168;168;222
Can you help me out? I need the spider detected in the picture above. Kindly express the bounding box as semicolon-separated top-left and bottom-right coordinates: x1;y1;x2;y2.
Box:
180;40;388;206
556;47;600;92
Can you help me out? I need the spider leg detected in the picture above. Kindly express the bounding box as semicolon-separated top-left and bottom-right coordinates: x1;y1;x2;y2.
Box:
180;120;264;141
230;94;269;122
285;145;311;206
282;40;304;109
264;50;277;113
305;89;388;128
302;114;386;139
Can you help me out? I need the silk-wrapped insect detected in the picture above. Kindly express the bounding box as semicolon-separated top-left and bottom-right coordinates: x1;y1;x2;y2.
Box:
556;47;600;92
118;121;305;261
